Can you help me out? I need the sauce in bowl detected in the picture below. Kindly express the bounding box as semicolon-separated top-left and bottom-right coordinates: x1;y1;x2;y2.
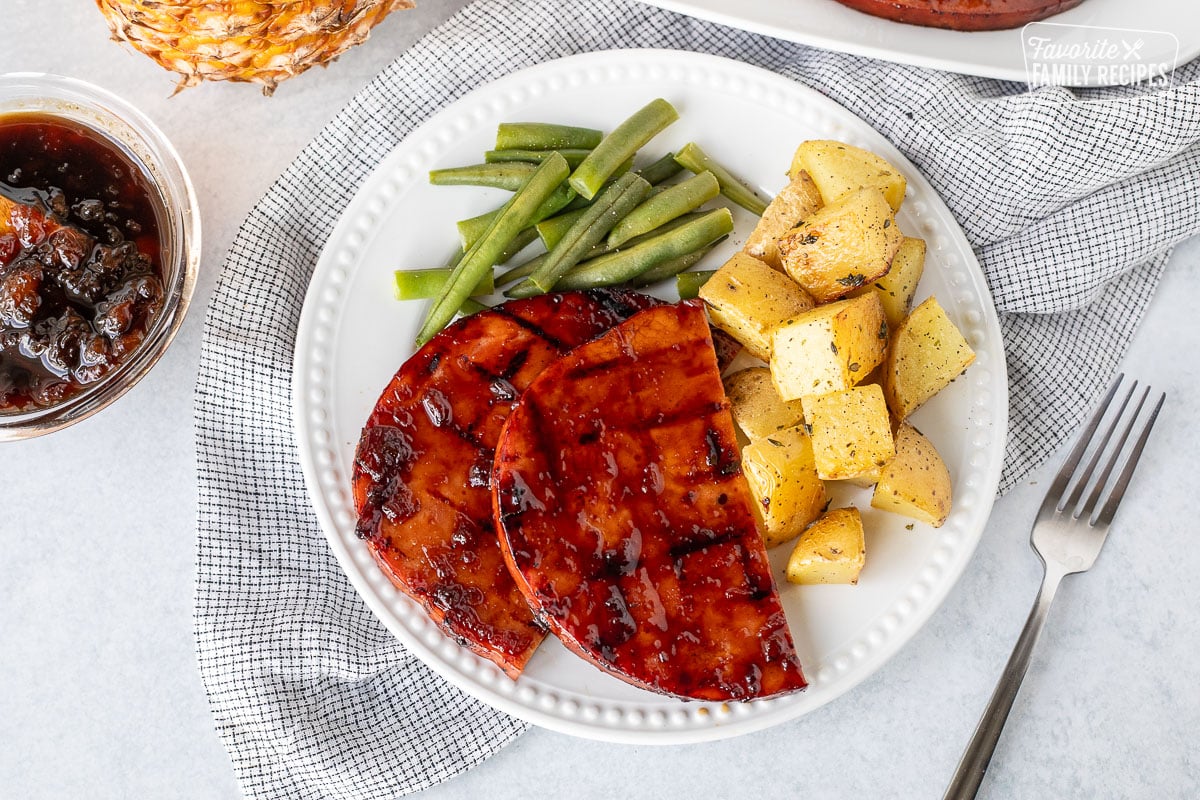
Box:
0;113;165;413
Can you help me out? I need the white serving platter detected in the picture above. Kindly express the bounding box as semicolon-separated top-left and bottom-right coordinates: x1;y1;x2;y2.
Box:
641;0;1191;87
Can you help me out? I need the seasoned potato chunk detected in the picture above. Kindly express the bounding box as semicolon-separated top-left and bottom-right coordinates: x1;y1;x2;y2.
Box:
777;187;903;303
804;384;896;481
884;295;976;419
786;507;866;585
699;252;814;361
769;293;888;401
840;465;884;489
871;422;952;527
743;170;823;270
853;236;926;329
789;139;907;212
724;367;805;440
741;424;827;549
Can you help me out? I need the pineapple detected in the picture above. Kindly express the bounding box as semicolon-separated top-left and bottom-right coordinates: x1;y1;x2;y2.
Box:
95;0;415;95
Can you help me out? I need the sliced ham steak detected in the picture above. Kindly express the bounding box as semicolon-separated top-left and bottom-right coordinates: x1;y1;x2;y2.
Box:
832;0;1085;30
353;289;660;678
492;301;807;701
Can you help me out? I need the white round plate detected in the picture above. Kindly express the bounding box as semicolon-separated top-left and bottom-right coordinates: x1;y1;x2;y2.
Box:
293;49;1008;744
642;0;1192;86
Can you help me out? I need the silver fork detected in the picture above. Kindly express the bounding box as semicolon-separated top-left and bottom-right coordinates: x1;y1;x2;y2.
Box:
943;374;1166;800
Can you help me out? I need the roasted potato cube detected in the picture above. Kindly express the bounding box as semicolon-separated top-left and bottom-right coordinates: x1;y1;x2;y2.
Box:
857;361;887;391
699;252;814;361
786;507;866;585
884;295;976;419
777;187;903;303
741;424;827;549
853;236;926;329
871;422;952;527
805;384;895;480
724;367;805;440
769;293;888;401
789;139;907;212
743;170;823;270
840;465;884;489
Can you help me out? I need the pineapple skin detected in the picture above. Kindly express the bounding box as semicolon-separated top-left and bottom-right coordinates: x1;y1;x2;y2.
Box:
95;0;416;94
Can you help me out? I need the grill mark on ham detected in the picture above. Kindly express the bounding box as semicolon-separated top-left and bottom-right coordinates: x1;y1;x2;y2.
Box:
589;288;656;322
489;303;570;350
668;529;738;562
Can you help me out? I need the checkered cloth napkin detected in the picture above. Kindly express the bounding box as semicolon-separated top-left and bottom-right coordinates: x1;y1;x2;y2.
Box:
194;0;1200;796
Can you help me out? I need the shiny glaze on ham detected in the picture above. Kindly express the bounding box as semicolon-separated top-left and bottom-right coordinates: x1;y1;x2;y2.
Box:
832;0;1085;30
492;301;807;701
352;289;660;678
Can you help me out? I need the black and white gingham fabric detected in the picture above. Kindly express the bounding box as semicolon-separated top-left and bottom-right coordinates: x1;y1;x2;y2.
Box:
194;1;1200;797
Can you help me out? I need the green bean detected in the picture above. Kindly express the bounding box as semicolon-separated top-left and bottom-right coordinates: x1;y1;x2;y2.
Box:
636;152;684;185
458;298;491;317
457;184;576;249
594;210;708;257
596;156;637;186
535;208;588;250
429;162;536;190
510;172;652;298
673;269;718;300
607;171;720;249
674;142;769;215
633;245;723;287
539;174;702;252
455;219;539;262
614;210;707;247
551;208;733;291
569;99;679;200
496;227;540;265
496;122;603;151
486;149;592;168
495;252;545;288
394;268;495;300
540;184;579;217
501;211;707;292
457;211;496;251
416;153;570;345
560;193;593;214
549;157;636;214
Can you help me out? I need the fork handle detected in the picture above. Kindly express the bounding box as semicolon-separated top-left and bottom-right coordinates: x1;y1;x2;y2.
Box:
942;567;1065;800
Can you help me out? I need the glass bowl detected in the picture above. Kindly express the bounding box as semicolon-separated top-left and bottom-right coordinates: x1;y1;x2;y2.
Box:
0;73;200;440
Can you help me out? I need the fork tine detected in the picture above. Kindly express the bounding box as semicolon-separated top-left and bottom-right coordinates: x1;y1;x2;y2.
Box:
1040;374;1125;514
1078;385;1150;520
1094;390;1166;526
1061;378;1138;513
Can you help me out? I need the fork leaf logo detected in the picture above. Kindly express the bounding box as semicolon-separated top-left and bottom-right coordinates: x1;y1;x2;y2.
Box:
1022;23;1178;89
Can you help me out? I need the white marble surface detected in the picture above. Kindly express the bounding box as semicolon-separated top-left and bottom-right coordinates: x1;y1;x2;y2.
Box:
2;2;1198;798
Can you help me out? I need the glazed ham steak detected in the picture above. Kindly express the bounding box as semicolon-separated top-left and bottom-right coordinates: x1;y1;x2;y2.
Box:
832;0;1085;31
493;301;807;701
352;289;660;678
